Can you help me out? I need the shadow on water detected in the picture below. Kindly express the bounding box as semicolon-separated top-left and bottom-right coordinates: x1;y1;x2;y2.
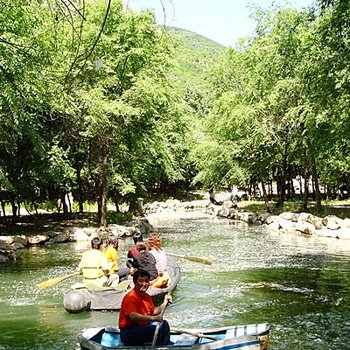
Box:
1;212;350;349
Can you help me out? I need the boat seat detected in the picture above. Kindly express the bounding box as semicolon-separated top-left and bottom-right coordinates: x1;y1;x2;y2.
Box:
173;335;198;346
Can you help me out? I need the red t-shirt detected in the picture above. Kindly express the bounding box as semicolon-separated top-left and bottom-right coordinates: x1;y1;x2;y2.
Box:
119;289;155;329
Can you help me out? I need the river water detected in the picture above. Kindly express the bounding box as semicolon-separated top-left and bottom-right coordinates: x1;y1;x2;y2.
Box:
1;212;350;349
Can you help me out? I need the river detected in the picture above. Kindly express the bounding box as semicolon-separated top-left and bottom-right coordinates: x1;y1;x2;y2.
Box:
0;211;350;349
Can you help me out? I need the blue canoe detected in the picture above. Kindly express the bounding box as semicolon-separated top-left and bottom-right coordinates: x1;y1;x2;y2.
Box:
78;323;270;350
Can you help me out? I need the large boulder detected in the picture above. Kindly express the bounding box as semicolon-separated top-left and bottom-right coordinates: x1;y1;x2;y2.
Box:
28;234;49;245
322;215;342;230
295;221;315;235
279;212;298;222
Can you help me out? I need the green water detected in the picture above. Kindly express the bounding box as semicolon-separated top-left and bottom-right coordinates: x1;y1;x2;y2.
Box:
1;213;350;349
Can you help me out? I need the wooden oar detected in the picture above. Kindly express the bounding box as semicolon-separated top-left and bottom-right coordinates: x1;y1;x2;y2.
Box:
37;272;79;290
167;253;212;265
171;327;218;341
151;292;171;349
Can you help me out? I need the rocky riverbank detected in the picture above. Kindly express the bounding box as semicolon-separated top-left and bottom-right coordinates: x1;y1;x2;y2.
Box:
144;198;350;239
1;197;349;263
0;215;152;263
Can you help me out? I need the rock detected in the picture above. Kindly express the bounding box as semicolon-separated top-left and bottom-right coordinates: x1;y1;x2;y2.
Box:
11;242;26;250
315;228;339;238
265;221;280;231
279;218;296;232
334;227;350;239
237;212;256;224
14;235;28;246
109;224;130;237
222;200;234;208
322;215;341;230
298;212;315;224
218;207;230;218
49;231;71;243
342;218;350;229
0;240;10;250
0;236;14;245
265;215;279;225
279;212;298;221
258;213;272;224
313;217;324;230
28;234;49;244
228;209;239;220
295;221;315;235
72;228;91;242
0;254;9;263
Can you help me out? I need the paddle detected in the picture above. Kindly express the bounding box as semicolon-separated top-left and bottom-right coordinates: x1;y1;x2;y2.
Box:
151;292;171;349
167;253;212;265
37;272;79;290
171;327;218;341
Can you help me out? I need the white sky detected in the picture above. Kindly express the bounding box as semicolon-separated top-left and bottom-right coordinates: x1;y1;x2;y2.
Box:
125;0;315;47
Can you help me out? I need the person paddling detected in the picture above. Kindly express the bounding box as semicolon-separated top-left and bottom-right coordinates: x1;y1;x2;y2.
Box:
119;269;172;346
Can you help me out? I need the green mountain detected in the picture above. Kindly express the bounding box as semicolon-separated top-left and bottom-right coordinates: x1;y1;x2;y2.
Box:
165;27;227;89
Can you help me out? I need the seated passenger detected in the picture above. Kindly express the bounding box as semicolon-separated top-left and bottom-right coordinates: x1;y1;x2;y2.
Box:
147;232;170;288
104;234;130;287
77;237;109;288
130;243;158;284
127;232;145;268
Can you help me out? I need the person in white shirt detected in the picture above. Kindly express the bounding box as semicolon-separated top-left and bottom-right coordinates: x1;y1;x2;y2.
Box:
147;232;170;288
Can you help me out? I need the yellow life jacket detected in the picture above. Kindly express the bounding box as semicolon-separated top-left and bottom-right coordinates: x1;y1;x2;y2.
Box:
81;249;104;281
104;245;119;274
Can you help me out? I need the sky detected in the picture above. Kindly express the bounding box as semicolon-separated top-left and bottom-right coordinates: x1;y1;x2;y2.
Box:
125;0;315;47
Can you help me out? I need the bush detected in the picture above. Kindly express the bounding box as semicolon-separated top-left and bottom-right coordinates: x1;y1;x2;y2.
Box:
107;211;133;224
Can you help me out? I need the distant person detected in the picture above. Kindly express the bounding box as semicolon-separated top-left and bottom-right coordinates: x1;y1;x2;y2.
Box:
147;232;170;288
208;188;220;205
231;186;238;208
77;237;109;287
104;234;130;286
119;269;172;346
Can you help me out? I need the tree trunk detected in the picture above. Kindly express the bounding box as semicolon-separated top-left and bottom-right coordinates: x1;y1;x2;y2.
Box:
114;194;120;213
76;166;84;213
99;137;109;228
303;160;309;212
311;158;322;213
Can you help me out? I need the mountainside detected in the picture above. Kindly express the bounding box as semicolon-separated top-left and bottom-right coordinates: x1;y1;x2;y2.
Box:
165;27;227;89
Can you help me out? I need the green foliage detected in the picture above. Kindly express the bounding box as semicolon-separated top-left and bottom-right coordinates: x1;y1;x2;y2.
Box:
2;0;350;222
106;210;133;224
192;0;350;211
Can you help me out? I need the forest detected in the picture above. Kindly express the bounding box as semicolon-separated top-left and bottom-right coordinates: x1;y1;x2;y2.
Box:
0;0;349;225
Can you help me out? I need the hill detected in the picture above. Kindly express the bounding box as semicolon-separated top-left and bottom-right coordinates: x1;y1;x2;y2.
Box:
165;27;227;89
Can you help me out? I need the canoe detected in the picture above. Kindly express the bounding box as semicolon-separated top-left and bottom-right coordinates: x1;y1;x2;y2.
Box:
63;257;181;313
78;323;270;350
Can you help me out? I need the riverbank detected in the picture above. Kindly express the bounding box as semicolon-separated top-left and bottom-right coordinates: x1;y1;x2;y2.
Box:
0;212;152;263
144;198;350;239
1;195;350;263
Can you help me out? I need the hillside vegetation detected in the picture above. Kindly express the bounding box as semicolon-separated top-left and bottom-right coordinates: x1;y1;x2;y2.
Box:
165;27;226;89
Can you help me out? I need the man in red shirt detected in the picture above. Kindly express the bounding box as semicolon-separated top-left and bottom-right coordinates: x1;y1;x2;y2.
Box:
119;269;172;346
